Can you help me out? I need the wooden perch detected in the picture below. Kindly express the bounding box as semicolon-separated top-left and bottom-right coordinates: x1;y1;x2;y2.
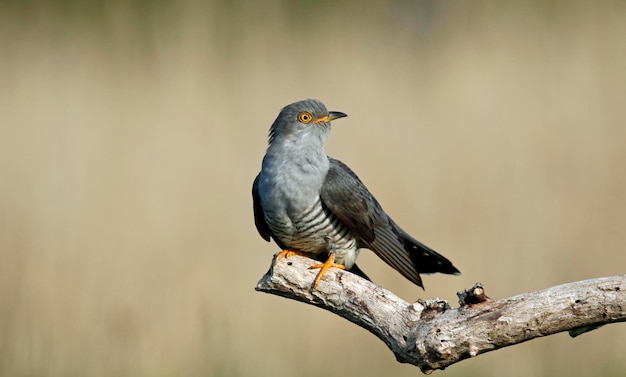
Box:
255;254;626;374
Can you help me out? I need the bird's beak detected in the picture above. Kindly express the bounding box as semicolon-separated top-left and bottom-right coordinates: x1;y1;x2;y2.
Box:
315;111;347;124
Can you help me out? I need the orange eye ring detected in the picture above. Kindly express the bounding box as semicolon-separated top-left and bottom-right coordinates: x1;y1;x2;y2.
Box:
297;112;313;123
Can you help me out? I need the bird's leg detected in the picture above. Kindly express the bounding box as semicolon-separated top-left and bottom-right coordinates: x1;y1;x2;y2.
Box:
309;252;345;289
276;249;307;261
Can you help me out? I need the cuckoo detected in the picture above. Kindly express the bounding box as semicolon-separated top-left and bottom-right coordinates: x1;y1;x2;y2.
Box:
252;99;459;289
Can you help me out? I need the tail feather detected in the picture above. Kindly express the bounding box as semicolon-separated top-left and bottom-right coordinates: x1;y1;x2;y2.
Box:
398;230;460;275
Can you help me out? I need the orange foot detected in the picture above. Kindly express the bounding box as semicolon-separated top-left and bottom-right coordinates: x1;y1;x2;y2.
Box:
276;249;307;261
309;252;345;289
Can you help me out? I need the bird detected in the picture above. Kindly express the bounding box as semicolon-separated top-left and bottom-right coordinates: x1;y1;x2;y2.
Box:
252;99;459;289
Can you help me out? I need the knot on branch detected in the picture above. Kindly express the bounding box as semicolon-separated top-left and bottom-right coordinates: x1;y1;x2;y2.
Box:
457;282;492;307
413;298;453;320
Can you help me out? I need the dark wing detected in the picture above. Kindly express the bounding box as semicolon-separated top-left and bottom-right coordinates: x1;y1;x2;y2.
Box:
320;158;459;289
252;173;272;242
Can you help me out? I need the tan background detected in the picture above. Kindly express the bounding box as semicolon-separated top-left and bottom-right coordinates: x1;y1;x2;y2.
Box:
1;1;625;376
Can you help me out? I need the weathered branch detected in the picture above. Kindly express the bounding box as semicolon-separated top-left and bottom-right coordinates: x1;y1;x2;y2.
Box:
255;254;626;374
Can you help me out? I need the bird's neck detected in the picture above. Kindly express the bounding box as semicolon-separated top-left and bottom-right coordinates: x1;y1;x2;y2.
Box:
264;137;330;178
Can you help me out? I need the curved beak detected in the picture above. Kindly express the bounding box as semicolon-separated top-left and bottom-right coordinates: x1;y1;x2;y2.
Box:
315;111;347;124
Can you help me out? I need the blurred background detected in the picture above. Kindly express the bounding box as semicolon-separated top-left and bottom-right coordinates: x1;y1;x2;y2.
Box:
1;1;625;376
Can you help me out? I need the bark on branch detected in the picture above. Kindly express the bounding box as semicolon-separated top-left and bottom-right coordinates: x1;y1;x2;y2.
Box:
255;254;626;374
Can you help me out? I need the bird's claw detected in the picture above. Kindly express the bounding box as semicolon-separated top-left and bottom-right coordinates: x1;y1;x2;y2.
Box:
309;252;345;289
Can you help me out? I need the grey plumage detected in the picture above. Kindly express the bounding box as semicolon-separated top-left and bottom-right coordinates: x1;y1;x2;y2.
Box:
253;99;459;289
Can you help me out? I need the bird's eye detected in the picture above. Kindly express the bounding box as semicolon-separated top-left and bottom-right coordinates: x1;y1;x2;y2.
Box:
297;112;313;123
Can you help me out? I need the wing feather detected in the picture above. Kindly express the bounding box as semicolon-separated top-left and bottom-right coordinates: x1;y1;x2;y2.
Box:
252;173;272;242
320;158;425;287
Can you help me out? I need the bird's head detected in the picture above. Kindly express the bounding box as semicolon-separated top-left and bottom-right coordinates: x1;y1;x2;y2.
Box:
268;99;347;146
